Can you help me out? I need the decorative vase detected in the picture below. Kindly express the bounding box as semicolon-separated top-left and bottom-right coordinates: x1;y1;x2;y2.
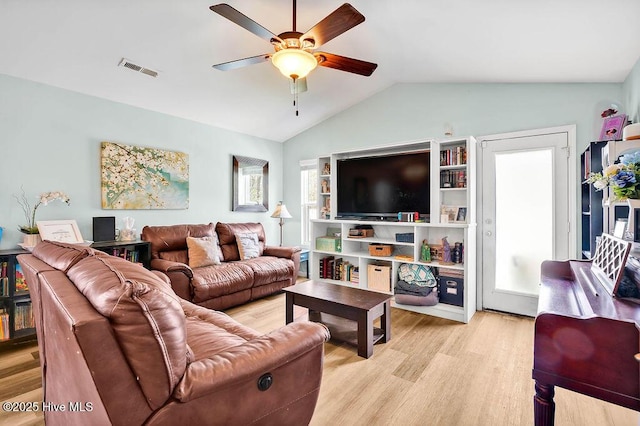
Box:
23;233;41;247
626;199;640;240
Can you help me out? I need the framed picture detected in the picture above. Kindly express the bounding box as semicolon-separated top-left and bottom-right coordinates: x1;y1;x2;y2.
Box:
613;219;627;239
441;205;460;223
37;220;87;244
101;142;189;210
600;114;627;141
455;207;468;223
441;205;467;223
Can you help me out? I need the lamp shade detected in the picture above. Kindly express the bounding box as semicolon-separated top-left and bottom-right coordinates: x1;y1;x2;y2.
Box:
271;202;292;219
272;49;318;79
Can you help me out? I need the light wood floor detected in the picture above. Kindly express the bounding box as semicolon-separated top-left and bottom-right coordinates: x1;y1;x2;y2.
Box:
1;292;638;426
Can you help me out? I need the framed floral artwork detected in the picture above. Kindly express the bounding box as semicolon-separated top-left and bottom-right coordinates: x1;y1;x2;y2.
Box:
600;114;627;141
101;142;189;209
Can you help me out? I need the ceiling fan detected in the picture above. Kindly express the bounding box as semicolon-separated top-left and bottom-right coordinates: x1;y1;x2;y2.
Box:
209;1;378;84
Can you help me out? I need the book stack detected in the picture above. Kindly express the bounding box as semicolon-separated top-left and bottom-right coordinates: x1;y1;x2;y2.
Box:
111;248;141;264
13;302;34;331
440;169;467;188
0;309;9;340
1;261;8;296
319;256;359;284
440;146;467;166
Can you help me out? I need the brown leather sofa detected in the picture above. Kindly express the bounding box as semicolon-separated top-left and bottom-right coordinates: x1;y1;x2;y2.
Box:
18;241;329;426
141;222;300;310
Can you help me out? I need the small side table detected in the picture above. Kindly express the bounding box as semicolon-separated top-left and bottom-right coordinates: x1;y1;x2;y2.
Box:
299;249;310;278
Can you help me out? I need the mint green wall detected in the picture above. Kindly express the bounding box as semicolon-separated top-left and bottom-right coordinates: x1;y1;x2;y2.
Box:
624;57;640;124
0;74;285;250
2;73;632;250
283;83;622;246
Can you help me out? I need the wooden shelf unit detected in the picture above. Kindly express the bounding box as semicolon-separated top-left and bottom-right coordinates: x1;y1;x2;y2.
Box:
0;248;34;344
310;137;477;323
581;139;640;258
311;219;476;323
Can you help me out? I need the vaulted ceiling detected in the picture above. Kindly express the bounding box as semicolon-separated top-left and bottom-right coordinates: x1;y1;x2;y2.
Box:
1;0;639;142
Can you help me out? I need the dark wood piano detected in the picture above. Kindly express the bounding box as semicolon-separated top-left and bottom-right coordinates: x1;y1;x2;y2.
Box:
533;257;640;425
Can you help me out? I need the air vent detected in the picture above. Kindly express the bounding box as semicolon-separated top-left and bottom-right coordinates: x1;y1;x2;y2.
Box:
118;58;158;78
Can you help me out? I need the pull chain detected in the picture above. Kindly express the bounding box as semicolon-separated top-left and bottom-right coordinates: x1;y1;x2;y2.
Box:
292;75;299;116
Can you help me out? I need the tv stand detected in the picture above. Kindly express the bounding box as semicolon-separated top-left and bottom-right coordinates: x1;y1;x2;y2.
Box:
310;218;477;323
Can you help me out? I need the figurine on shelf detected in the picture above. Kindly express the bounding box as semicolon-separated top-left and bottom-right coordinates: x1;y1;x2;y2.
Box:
322;163;330;176
442;236;453;264
321;179;330;194
420;239;431;262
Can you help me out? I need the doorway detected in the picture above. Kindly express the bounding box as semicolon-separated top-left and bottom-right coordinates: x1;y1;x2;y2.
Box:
478;126;576;317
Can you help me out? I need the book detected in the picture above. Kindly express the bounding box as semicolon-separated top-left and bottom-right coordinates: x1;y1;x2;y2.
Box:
15;264;28;293
0;309;9;340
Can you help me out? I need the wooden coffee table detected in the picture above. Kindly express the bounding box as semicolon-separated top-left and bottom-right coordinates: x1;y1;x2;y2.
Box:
284;280;392;358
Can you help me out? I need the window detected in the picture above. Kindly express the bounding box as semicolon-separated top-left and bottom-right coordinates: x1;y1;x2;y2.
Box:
300;160;318;246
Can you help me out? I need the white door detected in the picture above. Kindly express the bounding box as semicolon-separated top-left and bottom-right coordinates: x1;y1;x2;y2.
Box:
479;127;574;317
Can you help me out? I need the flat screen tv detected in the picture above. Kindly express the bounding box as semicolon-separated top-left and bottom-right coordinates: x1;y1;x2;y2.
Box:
336;151;430;219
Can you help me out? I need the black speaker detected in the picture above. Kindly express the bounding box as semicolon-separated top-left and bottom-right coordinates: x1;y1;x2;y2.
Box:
93;216;116;242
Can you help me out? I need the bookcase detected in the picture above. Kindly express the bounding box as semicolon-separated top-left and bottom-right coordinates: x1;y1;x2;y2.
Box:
310;137;477;323
580;141;608;258
436;138;476;226
0;249;35;343
581;139;640;258
91;240;151;269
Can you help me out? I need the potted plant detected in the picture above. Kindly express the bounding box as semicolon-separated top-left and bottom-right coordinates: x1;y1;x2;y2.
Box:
14;189;71;246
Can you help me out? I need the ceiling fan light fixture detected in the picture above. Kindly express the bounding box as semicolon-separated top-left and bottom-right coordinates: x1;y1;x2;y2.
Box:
271;48;317;80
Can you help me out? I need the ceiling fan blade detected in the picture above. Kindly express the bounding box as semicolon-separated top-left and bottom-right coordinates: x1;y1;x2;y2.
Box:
210;4;278;42
315;52;377;76
301;3;365;48
213;54;271;71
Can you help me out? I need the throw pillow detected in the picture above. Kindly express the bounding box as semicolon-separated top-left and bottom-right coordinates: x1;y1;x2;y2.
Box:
236;232;260;260
186;236;221;268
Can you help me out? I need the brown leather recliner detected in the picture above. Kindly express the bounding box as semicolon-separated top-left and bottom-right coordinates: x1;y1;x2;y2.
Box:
141;222;300;310
18;241;329;426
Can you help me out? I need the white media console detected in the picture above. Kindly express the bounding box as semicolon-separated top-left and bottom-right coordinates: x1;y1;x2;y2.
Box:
311;137;477;323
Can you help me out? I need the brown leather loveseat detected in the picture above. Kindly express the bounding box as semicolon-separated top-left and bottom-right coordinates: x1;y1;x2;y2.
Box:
18;241;329;425
141;222;300;310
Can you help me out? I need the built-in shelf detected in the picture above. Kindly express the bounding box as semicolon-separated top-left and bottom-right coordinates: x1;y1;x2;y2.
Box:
311;137;477;324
